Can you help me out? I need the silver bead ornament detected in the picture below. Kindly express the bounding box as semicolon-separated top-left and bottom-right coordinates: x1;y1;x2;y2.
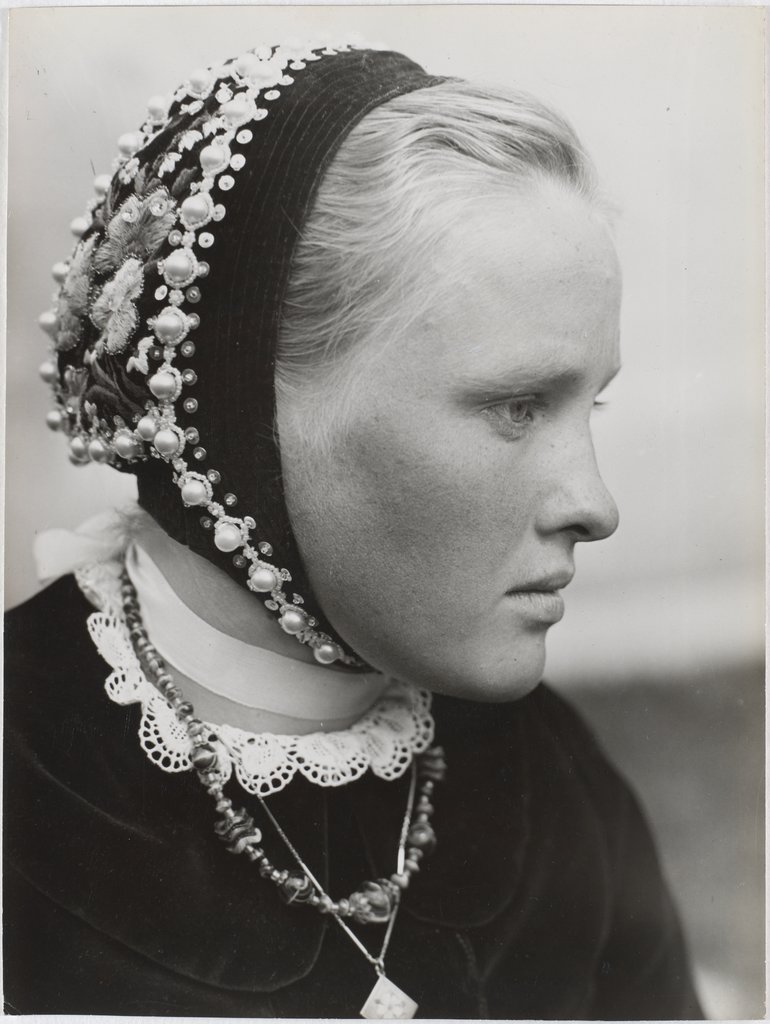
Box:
114;432;141;459
181;478;210;506
136;415;159;441
154;308;187;344
38;311;58;337
248;566;278;593
313;642;341;666
148;370;178;400
214;522;242;553
70;216;89;238
279;608;307;635
88;438;110;463
162;250;198;288
93;174;112;198
39;360;58;384
46;410;63;431
153;428;182;457
147;94;169;122
51;262;69;284
199;143;230;175
69;436;89;460
117;132;140;157
180;193;214;230
188;68;213;94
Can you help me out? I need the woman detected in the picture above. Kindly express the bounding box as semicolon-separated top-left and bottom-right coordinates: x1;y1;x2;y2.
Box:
4;39;701;1018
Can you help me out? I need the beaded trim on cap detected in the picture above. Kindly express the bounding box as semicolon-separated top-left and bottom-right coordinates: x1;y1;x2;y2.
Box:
38;39;363;667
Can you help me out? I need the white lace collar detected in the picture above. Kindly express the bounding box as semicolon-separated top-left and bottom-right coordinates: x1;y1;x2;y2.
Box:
39;513;434;796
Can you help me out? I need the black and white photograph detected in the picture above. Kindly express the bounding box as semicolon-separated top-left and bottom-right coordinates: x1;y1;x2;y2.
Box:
2;5;765;1020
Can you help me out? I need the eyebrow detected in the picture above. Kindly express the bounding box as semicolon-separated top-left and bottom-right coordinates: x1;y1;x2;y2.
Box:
457;361;623;401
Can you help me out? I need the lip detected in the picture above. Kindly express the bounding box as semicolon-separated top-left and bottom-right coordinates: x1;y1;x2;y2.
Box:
504;572;573;624
505;589;565;623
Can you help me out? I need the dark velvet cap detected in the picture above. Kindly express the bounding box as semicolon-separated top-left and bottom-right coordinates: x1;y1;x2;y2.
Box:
48;45;444;665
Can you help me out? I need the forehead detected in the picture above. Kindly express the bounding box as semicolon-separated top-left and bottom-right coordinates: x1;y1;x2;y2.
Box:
410;181;622;383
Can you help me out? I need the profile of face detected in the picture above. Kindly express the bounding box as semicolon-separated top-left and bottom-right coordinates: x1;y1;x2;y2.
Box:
279;178;622;701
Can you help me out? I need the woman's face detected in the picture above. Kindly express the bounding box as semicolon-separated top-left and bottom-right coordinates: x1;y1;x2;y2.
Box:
279;179;622;700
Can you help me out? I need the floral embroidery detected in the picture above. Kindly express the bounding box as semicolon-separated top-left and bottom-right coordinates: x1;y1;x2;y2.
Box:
55;235;97;351
90;258;145;355
94;189;178;276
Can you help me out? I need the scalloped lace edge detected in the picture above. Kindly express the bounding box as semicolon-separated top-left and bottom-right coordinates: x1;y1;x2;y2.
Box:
75;559;435;796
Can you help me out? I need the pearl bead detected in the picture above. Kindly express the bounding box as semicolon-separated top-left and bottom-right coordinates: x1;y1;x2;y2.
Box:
249;567;277;593
221;95;249;127
51;261;69;284
154;309;185;344
70;216;90;238
136;416;158;441
114;433;140;459
235;53;260;78
200;144;228;174
214;523;242;552
163;251;196;286
117;132;140;156
153;428;180;457
87;438;109;463
180;194;211;228
181;479;208;506
313;643;340;665
279;608;306;635
39;360;58;384
46;410;62;431
189;68;212;92
148;371;177;400
93;174;112;198
69;436;89;460
38;311;58;337
146;94;168;120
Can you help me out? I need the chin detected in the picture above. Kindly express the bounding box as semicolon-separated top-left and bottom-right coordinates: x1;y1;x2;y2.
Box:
367;631;550;705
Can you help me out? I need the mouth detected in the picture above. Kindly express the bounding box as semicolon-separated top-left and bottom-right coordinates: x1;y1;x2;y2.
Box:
504;572;573;624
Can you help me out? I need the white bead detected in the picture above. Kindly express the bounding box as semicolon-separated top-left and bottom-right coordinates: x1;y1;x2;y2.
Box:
46;410;63;431
249;567;277;593
70;216;89;238
235;53;260;78
88;438;110;463
38;311;58;337
163;250;196;286
51;261;69;284
117;132;140;156
214;522;241;552
189;68;212;92
181;479;208;506
153;428;180;456
147;94;169;120
180;194;211;228
220;95;250;127
148;371;177;400
114;433;140;459
313;643;340;665
154;308;186;343
39;360;58;383
280;608;307;635
69;436;89;460
200;143;229;174
136;415;159;441
93;174;112;198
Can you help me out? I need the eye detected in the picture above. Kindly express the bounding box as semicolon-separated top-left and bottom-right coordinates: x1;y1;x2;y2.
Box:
482;395;541;439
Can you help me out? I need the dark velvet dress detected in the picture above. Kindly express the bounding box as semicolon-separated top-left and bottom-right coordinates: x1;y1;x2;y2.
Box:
4;577;702;1018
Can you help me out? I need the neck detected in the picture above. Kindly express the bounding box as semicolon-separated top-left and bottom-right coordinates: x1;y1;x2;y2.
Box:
130;515;387;735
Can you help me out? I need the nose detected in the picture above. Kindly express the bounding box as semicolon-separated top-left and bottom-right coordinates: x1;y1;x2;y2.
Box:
537;431;619;543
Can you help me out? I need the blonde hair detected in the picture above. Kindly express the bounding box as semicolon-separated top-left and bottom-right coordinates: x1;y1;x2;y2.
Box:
277;78;607;436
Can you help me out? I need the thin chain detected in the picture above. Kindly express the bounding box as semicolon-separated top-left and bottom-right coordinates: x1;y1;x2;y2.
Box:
259;761;418;974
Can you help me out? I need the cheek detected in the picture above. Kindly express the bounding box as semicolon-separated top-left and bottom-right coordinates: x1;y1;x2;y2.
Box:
283;403;537;663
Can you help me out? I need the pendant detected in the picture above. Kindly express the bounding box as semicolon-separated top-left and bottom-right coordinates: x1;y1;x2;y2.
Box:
360;974;418;1019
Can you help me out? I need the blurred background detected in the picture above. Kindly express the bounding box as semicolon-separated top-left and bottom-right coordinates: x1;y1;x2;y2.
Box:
5;6;764;1018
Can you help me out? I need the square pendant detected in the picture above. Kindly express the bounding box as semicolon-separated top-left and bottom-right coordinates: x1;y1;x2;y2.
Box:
360;974;418;1019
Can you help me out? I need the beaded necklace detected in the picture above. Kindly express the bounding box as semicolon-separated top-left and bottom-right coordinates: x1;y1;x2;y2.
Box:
120;569;446;1018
